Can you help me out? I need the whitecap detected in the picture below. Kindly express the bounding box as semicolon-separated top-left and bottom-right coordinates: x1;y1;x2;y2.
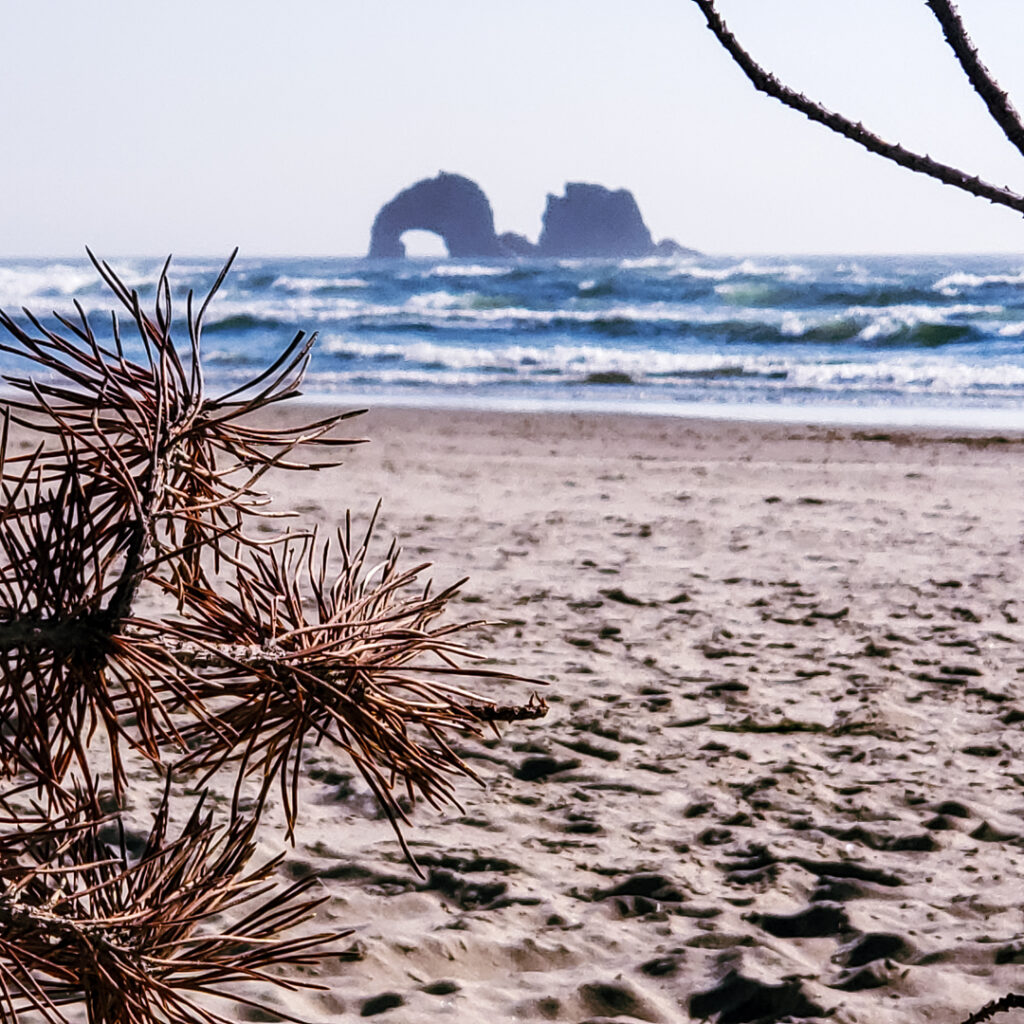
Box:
405;290;470;311
320;337;791;381
619;255;691;270
427;264;511;278
851;302;1001;342
272;275;368;292
790;358;1024;394
933;269;1024;295
673;259;812;283
0;264;105;304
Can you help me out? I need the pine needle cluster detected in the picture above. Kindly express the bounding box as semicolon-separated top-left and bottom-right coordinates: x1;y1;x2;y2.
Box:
0;251;545;1024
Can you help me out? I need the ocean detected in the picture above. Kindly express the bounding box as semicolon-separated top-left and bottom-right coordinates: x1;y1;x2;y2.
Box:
2;252;1024;429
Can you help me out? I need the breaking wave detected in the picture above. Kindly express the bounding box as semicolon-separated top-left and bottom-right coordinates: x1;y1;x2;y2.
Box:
3;251;1024;419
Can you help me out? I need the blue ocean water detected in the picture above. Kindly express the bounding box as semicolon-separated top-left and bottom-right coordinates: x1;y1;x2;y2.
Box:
2;252;1024;427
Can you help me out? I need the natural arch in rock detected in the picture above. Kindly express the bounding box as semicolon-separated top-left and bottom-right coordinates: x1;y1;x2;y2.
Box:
399;229;449;258
368;172;504;259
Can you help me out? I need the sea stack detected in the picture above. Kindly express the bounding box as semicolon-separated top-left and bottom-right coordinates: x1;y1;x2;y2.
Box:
367;173;690;258
368;172;504;259
536;183;656;258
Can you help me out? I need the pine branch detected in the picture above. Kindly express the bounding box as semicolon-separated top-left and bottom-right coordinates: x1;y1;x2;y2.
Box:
0;256;369;794
155;523;545;847
0;789;351;1024
0;251;549;1024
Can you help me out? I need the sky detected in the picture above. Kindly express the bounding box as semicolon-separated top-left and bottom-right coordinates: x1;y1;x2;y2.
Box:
4;1;1024;256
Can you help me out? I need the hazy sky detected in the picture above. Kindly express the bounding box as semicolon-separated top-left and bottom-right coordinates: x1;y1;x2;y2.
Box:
5;1;1024;256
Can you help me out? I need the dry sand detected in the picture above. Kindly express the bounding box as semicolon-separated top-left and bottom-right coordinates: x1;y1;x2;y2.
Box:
25;404;1024;1024
211;405;1024;1024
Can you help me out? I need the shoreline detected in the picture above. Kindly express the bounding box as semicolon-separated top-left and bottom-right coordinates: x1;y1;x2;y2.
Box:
282;401;1024;456
5;374;1024;433
286;389;1024;433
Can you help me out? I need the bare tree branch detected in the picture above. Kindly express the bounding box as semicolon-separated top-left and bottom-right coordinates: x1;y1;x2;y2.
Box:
690;0;1024;216
925;0;1024;161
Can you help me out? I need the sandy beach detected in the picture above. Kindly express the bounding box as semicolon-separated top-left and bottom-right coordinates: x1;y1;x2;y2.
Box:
11;402;1024;1024
171;404;1018;1024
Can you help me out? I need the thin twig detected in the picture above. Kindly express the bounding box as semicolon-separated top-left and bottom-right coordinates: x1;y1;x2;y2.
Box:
925;0;1024;160
690;0;1024;215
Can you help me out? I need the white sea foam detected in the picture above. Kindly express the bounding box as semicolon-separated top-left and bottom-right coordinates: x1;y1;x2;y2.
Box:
780;312;813;336
317;333;1024;399
323;337;781;379
309;298;694;328
791;359;1024;392
404;290;470;311
0;265;105;304
202;295;367;324
272;275;368;292
619;256;692;270
674;259;812;283
426;264;511;278
834;261;871;278
202;291;499;325
310;367;501;387
4;253;1024;419
298;296;1008;341
852;302;1002;341
0;259;230;314
848;302;999;320
933;269;1024;295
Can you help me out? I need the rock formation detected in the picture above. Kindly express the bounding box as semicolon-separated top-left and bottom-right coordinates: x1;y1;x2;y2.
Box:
367;174;692;259
537;183;654;258
496;231;537;258
368;172;504;259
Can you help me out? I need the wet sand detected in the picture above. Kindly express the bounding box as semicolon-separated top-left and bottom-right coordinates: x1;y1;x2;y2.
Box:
212;405;1024;1024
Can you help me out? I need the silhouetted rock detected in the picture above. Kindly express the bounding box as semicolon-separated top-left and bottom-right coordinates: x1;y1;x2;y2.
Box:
654;237;689;256
497;231;538;257
368;172;504;259
367;174;695;259
537;183;656;258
